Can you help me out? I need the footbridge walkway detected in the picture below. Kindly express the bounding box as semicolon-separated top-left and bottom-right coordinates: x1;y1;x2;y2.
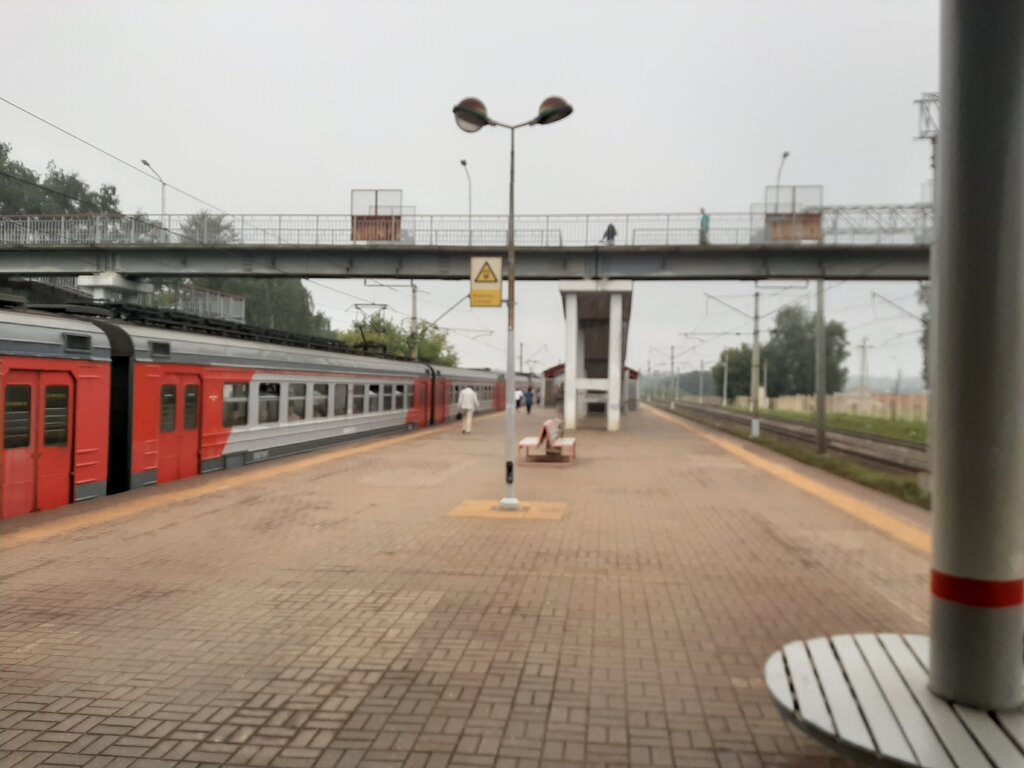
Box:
0;207;932;280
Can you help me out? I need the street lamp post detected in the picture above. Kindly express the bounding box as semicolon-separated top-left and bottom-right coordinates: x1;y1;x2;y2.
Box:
141;159;167;240
453;96;573;511
460;159;472;246
774;150;790;215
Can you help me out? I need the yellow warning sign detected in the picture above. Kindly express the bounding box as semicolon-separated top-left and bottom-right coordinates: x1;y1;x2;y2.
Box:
475;262;498;283
470;256;502;307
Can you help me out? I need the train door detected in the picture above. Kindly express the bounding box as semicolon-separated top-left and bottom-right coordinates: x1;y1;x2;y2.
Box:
156;374;201;483
2;371;75;518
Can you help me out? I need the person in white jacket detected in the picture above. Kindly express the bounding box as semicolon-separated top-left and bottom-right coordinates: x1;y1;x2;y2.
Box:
457;386;480;433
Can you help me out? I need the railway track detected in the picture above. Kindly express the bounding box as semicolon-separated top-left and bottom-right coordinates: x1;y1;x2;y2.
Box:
649;398;928;474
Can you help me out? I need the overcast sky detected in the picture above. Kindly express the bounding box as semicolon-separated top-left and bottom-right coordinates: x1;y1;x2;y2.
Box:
1;0;938;385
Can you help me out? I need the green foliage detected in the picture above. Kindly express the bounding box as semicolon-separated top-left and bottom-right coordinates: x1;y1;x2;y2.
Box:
758;409;928;444
337;313;458;366
177;210;237;244
711;306;849;399
0;142;119;214
711;344;753;399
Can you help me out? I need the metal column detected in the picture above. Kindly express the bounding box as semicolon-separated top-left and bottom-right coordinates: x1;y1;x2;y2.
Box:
929;0;1024;710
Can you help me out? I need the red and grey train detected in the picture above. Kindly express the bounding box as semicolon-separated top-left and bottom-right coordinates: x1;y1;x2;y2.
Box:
0;306;504;519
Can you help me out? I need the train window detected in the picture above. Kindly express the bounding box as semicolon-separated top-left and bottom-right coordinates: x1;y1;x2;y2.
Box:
334;384;348;416
222;383;249;427
3;385;31;449
258;383;280;423
288;383;306;421
368;384;380;412
394;385;405;410
43;386;69;446
160;385;176;433
353;384;365;414
150;341;171;359
405;385;414;409
382;384;393;411
184;385;199;430
312;384;329;418
63;334;91;353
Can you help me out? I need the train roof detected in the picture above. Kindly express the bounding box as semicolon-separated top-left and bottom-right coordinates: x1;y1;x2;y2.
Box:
0;307;111;363
96;318;434;377
429;365;503;383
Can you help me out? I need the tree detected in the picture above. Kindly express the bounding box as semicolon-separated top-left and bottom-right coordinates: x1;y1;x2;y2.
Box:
761;305;848;395
338;314;458;366
166;211;333;337
711;306;849;399
178;210;237;245
1;142;119;215
711;344;753;400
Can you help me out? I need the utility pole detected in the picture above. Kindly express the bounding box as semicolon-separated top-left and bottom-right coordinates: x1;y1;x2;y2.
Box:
892;367;902;420
519;342;523;372
670;345;676;402
698;359;704;404
722;356;729;407
409;281;419;361
750;291;761;438
815;279;826;453
859;337;870;396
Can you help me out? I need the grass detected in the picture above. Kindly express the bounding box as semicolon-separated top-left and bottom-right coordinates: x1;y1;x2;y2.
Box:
670;405;932;509
721;404;928;445
752;435;931;509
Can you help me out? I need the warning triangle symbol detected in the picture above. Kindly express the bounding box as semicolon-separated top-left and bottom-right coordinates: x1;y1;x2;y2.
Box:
475;262;499;283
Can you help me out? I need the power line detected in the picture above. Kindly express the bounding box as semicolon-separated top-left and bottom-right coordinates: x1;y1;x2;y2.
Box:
0;94;228;214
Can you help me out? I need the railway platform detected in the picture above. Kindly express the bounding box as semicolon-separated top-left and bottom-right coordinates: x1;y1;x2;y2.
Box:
0;405;932;768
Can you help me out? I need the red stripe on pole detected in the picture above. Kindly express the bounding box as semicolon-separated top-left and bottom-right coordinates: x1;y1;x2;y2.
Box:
932;571;1024;608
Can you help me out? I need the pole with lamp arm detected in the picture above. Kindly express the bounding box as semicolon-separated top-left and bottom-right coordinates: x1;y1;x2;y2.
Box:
460;159;472;246
453;96;573;511
141;159;167;240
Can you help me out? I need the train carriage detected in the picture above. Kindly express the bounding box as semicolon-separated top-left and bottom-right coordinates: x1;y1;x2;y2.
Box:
93;319;435;491
0;304;505;517
0;308;111;518
431;365;505;423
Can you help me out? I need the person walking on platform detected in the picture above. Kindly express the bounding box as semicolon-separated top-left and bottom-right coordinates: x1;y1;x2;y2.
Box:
699;207;710;245
525;386;535;415
601;222;617;245
515;387;524;411
458;385;480;434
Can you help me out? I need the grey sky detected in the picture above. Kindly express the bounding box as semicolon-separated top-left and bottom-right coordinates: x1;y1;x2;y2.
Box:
1;0;938;383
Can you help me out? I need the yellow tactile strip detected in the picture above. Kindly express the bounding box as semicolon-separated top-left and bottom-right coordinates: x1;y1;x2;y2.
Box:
644;404;931;555
448;499;567;520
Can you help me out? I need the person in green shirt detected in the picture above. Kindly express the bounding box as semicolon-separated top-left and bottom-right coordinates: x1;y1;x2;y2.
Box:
699;208;710;245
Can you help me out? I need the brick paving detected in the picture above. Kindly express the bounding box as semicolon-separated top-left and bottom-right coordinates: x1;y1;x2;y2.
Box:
0;407;931;767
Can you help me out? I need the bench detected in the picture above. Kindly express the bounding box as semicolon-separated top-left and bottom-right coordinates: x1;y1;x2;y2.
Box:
765;633;1024;767
518;419;576;465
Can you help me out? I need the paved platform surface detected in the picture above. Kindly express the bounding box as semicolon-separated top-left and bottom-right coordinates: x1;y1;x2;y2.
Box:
0;406;931;767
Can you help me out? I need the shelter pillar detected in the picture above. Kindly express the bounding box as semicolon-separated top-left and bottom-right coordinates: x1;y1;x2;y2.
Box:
929;0;1024;709
564;292;578;429
607;292;623;431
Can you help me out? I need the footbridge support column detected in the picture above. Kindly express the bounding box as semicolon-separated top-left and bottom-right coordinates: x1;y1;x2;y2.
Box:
559;280;632;432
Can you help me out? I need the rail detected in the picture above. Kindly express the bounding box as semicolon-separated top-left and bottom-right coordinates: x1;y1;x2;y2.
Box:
648;397;927;473
0;206;934;247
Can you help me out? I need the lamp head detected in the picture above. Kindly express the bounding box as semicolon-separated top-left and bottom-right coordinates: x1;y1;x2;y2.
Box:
142;159;151;167
782;150;790;159
534;96;573;125
453;98;491;132
460;159;467;166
